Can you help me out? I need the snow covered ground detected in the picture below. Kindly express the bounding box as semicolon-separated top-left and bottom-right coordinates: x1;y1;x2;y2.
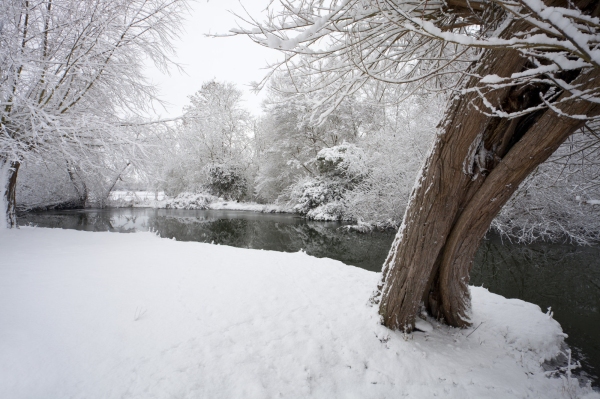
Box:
0;227;597;399
107;191;290;213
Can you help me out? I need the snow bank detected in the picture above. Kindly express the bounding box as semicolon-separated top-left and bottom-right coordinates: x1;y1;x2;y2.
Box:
107;191;291;213
207;200;288;213
165;192;217;210
0;228;596;399
107;190;168;208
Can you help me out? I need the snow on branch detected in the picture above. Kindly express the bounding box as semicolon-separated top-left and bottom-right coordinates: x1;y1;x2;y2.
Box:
233;0;600;122
0;0;189;167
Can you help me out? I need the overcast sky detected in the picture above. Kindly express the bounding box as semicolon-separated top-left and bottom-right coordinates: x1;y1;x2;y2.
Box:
145;1;281;118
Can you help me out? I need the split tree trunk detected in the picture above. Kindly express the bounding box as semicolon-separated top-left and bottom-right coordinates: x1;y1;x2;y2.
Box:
376;28;600;330
436;67;600;326
1;158;20;229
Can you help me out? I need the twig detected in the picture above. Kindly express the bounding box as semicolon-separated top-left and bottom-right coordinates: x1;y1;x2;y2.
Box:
466;321;484;338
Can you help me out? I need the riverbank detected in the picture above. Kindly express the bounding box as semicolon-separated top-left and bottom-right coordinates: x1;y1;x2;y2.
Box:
0;227;597;398
106;191;398;230
107;190;291;213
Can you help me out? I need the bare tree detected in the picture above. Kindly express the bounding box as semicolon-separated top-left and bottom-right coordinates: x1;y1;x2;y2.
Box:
0;0;188;228
236;0;600;330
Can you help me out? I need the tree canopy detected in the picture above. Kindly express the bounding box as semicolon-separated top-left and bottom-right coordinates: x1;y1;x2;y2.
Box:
0;0;188;227
236;0;599;122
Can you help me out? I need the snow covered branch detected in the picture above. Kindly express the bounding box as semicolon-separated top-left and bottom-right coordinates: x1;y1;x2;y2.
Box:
0;0;188;224
233;0;600;122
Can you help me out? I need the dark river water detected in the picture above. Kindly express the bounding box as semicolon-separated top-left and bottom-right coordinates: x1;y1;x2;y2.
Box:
19;207;600;385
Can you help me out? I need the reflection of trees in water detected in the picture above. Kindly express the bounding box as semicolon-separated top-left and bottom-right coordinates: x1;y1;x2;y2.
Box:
473;234;599;313
20;209;396;273
473;233;600;382
288;224;394;272
149;216;251;248
145;214;395;271
19;211;140;233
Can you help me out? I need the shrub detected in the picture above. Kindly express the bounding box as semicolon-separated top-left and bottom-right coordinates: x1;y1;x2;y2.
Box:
205;164;247;201
315;143;367;184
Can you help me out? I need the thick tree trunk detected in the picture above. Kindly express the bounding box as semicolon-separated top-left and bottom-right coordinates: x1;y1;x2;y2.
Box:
375;43;527;330
1;158;20;229
437;67;600;326
376;44;600;330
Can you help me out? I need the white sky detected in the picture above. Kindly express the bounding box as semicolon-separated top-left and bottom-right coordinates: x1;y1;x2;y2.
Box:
145;1;281;118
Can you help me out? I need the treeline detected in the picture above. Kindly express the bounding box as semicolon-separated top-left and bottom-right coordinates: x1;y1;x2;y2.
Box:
18;76;600;243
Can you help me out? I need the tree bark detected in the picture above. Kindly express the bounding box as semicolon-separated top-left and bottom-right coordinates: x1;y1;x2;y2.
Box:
376;35;600;330
437;67;600;327
1;158;20;229
375;41;527;330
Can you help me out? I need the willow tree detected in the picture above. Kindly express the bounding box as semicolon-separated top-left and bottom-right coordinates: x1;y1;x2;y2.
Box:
237;0;600;330
0;0;187;228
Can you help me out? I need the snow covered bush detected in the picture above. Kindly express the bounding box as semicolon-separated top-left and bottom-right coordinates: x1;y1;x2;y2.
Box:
287;144;367;220
306;201;348;221
315;143;367;183
205;164;248;201
288;177;346;219
254;73;381;204
165;193;218;210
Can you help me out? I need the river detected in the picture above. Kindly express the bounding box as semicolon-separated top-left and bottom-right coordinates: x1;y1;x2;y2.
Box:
18;207;600;385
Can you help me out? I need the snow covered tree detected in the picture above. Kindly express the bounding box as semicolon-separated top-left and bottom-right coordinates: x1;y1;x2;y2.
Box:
181;81;252;166
0;0;187;228
345;91;444;226
255;73;381;203
238;0;600;330
160;80;253;197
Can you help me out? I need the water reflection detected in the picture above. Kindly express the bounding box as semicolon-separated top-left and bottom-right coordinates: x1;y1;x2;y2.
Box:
18;208;395;271
19;207;600;384
472;234;600;384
